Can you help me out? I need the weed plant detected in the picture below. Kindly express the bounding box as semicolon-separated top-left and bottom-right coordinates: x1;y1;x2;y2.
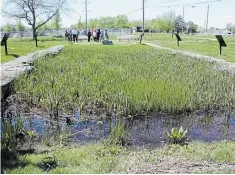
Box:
167;126;188;145
14;44;235;117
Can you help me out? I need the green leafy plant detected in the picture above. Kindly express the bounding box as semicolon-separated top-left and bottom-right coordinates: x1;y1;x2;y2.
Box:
1;116;26;150
167;126;188;145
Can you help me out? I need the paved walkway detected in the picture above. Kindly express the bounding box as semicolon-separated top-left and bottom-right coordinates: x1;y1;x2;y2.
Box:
1;45;64;87
145;42;235;75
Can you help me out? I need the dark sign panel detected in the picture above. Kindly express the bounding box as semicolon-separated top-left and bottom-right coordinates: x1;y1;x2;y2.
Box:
1;33;11;55
175;33;182;41
215;35;227;47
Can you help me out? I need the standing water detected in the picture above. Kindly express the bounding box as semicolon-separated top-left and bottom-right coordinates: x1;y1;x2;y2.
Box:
2;110;234;147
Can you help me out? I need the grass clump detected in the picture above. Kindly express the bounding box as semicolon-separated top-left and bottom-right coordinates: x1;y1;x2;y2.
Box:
1;116;26;150
14;44;235;117
106;120;128;146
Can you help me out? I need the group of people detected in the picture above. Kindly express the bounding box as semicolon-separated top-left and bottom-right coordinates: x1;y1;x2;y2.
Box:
87;29;109;42
65;28;109;43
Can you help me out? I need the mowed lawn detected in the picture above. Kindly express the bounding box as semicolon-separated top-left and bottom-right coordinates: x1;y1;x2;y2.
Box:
1;37;66;63
144;33;235;63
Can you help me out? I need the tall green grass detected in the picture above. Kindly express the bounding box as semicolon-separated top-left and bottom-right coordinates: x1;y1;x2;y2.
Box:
14;44;235;117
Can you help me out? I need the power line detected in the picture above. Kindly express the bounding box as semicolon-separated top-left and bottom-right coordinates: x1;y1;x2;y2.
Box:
146;0;222;8
123;0;222;16
124;8;143;15
146;0;182;6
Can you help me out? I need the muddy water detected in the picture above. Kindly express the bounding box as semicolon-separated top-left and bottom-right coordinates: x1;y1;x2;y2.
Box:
6;110;234;147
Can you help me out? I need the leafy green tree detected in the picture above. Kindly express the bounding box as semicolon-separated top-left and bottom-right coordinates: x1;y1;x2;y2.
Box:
16;20;25;31
129;20;142;27
42;22;51;30
99;16;114;28
150;18;161;30
2;0;68;39
115;15;129;28
227;23;235;33
191;24;198;33
174;15;185;33
76;16;84;29
88;18;99;28
51;12;61;30
3;23;12;32
161;12;174;33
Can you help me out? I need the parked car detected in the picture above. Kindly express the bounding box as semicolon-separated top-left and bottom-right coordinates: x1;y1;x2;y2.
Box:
13;33;22;38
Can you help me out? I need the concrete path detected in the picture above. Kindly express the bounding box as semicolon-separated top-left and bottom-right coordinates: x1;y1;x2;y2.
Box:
1;45;64;87
145;42;235;75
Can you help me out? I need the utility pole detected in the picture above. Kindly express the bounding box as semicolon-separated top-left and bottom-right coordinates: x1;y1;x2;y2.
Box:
85;0;88;29
206;4;210;33
182;5;185;33
204;19;206;33
143;0;145;35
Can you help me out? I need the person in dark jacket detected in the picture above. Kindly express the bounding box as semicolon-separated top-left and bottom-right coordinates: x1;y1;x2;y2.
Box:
96;29;101;42
88;29;91;42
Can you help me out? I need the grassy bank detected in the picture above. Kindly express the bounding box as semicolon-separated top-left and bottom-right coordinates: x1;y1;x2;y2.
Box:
1;37;65;63
3;141;235;174
14;44;235;117
144;33;235;63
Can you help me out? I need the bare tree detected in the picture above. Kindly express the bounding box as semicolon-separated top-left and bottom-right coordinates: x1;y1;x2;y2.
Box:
2;0;68;39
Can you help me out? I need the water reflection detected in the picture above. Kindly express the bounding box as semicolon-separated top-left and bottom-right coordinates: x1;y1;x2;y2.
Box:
1;111;235;147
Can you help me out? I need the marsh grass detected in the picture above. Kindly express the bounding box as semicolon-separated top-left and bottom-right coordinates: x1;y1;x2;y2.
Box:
1;116;25;150
14;44;235;117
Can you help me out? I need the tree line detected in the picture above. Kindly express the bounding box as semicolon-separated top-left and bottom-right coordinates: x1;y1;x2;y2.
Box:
2;0;234;36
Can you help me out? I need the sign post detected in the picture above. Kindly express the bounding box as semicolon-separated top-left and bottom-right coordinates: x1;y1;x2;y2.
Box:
175;33;182;47
138;33;144;44
215;35;227;55
1;33;11;55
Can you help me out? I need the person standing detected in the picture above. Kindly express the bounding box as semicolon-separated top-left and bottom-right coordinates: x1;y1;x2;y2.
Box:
76;29;80;42
96;29;101;42
100;29;104;42
65;30;68;41
91;28;93;41
93;29;97;42
72;28;77;43
88;29;91;42
104;29;109;40
69;29;72;42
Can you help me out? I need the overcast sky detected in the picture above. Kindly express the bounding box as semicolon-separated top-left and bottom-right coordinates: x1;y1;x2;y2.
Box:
1;0;235;29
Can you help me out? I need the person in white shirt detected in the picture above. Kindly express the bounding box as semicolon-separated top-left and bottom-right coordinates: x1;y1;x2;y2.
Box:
72;28;77;43
93;30;97;42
